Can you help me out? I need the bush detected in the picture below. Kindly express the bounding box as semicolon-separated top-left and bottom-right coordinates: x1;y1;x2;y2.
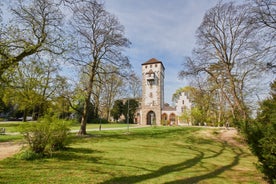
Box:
245;80;276;183
19;116;70;154
49;120;70;151
16;149;44;160
246;121;276;183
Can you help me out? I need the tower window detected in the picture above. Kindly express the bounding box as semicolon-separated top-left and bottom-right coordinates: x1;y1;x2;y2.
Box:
150;65;152;68
145;66;147;69
149;92;153;98
155;64;157;67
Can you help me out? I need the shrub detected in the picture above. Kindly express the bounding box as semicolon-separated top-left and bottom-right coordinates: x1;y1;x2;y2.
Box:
245;80;276;183
16;149;44;160
246;121;276;183
49;120;70;151
19;120;51;154
19;115;70;155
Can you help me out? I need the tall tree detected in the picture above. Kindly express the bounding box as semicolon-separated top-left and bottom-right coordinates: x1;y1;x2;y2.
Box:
100;66;124;121
111;100;124;122
128;74;142;98
179;2;265;124
69;1;131;135
3;58;64;121
122;99;139;124
249;0;276;71
0;0;64;81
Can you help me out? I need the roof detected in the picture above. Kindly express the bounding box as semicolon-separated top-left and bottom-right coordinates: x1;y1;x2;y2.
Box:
162;104;176;111
142;58;165;70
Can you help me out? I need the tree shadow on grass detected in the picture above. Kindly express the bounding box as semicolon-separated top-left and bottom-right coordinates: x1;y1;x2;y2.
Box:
101;140;243;184
101;148;204;184
165;147;244;184
53;147;103;162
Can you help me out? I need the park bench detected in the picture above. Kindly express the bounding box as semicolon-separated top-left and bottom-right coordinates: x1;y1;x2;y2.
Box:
0;127;5;135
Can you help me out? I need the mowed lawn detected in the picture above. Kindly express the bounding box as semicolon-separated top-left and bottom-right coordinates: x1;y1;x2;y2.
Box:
0;126;266;184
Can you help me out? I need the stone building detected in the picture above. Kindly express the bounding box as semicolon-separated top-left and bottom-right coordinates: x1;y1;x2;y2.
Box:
135;58;192;125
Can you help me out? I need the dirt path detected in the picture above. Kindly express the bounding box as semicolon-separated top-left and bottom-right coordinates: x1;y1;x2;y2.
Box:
217;128;245;147
196;127;245;147
0;142;22;160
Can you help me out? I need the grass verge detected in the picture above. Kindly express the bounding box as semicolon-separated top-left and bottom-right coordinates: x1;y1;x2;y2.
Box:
0;126;266;184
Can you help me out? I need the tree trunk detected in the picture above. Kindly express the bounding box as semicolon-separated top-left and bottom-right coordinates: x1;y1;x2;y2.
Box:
23;109;27;122
79;98;89;135
78;62;97;135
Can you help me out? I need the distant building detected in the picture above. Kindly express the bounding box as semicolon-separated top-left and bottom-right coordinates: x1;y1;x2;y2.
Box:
135;58;192;125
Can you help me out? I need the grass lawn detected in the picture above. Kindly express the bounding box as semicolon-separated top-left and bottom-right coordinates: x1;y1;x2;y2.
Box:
0;126;266;184
0;121;137;133
69;122;138;131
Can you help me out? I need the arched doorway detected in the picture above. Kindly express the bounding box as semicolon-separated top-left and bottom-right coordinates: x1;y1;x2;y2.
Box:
147;111;156;125
169;113;176;125
161;113;168;125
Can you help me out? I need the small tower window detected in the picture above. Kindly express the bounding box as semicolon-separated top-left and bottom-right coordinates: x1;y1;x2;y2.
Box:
146;70;155;84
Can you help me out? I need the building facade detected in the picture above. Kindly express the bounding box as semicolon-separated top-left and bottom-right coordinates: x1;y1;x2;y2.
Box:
136;58;192;125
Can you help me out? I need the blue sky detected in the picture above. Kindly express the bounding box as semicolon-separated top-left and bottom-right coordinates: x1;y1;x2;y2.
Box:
104;0;219;104
1;0;220;104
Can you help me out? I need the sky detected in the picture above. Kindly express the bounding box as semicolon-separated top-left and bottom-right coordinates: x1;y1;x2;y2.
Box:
1;0;220;105
104;0;219;104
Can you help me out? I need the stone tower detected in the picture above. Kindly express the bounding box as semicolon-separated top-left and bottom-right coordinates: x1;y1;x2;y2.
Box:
141;58;165;125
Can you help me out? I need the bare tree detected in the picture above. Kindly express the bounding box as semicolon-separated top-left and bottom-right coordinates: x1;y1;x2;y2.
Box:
249;0;276;71
128;74;142;98
250;0;276;30
0;0;65;80
179;2;265;123
99;65;124;121
69;1;131;135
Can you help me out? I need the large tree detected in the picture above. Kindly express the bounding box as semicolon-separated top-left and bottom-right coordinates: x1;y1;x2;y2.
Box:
0;0;64;81
179;2;266;124
69;1;131;135
3;58;64;121
100;66;124;121
249;0;276;71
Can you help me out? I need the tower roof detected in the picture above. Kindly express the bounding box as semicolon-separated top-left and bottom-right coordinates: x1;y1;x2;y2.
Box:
142;58;165;70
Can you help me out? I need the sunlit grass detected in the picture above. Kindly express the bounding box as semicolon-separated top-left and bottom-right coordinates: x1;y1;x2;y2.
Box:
0;121;138;133
69;122;138;131
0;121;22;132
0;127;266;183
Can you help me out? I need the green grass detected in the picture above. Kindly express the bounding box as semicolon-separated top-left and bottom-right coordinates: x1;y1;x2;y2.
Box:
69;122;138;131
0;121;22;133
0;127;266;184
0;121;137;133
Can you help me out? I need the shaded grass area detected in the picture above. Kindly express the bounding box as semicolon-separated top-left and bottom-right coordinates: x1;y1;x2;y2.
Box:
0;127;266;184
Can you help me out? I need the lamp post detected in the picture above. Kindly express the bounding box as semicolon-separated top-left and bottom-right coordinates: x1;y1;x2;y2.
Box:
127;99;129;132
